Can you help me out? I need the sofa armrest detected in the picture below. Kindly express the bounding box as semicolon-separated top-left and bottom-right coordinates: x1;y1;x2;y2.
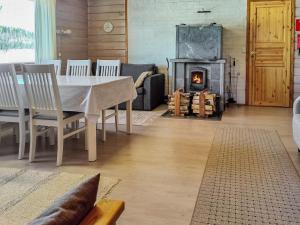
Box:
294;96;300;115
79;200;125;225
143;73;165;111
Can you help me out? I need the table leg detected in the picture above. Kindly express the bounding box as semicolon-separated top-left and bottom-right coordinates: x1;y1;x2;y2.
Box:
87;118;97;162
85;119;88;151
126;100;133;134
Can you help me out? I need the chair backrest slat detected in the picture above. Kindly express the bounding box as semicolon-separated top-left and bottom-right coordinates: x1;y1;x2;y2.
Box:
96;60;121;77
22;64;62;116
0;64;21;110
2;73;15;106
66;60;91;77
41;60;62;76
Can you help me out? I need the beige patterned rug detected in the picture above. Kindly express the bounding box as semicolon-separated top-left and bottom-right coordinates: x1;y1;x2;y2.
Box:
191;127;300;225
0;168;120;225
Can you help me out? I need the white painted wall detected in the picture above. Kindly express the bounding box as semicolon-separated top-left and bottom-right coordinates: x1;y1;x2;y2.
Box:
128;0;247;103
128;0;300;104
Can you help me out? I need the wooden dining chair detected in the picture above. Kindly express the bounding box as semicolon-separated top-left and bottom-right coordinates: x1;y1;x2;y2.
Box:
40;60;62;141
66;60;91;136
95;60;121;77
22;64;86;166
0;63;30;160
42;59;62;76
66;60;91;76
95;60;121;142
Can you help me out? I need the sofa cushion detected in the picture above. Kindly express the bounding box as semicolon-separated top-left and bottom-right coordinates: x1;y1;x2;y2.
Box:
0;109;29;117
136;87;144;95
121;64;156;82
29;174;100;225
32;111;82;121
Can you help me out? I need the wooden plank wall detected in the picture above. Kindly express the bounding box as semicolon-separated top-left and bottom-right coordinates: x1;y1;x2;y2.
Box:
87;0;127;63
56;0;88;73
295;0;300;99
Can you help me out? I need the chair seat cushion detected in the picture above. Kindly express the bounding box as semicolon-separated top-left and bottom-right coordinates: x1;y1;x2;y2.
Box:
0;109;29;117
33;112;82;120
29;174;100;225
136;87;144;95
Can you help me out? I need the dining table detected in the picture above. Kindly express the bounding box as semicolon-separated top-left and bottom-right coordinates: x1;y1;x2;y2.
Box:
17;75;137;162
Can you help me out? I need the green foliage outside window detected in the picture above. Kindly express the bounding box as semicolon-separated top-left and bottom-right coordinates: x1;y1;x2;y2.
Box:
0;3;35;51
0;26;34;51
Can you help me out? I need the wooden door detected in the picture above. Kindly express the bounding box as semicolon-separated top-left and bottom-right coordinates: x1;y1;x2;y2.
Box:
248;0;293;107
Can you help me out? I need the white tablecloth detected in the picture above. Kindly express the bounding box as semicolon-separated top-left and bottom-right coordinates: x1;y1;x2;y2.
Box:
18;75;137;122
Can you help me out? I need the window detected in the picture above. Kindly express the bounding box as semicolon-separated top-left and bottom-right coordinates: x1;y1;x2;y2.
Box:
0;0;35;63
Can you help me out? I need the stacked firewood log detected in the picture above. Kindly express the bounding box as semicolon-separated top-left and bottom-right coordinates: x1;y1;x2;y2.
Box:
168;89;190;117
192;90;216;117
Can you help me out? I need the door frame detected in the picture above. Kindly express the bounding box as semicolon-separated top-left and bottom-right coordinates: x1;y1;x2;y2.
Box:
246;0;295;107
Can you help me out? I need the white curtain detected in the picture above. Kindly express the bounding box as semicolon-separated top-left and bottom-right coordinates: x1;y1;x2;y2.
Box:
35;0;57;63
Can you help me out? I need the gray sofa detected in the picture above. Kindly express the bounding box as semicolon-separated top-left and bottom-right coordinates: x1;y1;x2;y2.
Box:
92;63;165;111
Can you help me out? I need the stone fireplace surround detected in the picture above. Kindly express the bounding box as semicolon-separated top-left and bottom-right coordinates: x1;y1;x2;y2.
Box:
170;58;226;110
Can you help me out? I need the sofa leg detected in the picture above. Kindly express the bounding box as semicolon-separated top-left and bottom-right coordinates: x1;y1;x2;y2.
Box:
298;148;300;153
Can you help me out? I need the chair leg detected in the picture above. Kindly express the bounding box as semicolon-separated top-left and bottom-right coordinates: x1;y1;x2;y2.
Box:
57;127;64;166
29;124;37;163
102;110;106;142
85;119;88;151
115;105;119;133
18;121;26;160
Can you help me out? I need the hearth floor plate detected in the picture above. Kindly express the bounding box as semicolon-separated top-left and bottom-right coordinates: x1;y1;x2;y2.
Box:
161;111;222;121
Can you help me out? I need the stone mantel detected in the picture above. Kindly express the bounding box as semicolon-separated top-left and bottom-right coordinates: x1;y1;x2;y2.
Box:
170;58;226;64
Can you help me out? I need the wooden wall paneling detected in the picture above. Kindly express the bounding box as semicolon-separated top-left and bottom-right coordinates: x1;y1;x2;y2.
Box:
88;0;125;7
125;0;128;63
88;0;128;63
56;0;88;74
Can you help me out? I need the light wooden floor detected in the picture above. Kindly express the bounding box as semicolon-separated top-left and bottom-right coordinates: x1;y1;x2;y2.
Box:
0;106;299;225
